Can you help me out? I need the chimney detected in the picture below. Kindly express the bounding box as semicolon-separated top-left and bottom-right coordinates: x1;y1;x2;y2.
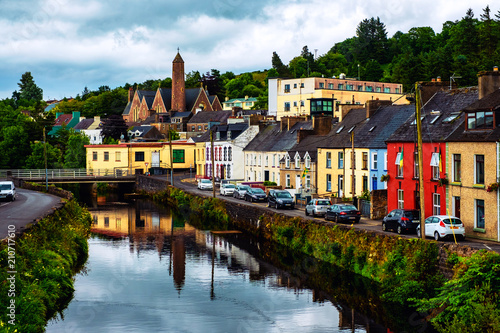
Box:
128;87;134;102
478;66;500;99
225;96;229;101
313;116;332;135
431;78;436;82
366;100;392;119
437;76;441;82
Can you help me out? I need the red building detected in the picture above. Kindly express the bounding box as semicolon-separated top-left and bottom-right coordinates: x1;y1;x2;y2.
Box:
385;87;478;217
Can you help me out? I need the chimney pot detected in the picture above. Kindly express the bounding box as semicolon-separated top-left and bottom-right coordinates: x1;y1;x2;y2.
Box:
494;66;499;72
437;76;441;82
431;78;436;82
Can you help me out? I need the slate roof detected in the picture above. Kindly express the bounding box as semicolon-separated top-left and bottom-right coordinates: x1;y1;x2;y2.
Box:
195;123;250;142
158;88;172;110
386;87;479;143
172;111;192;118
447;89;500;142
243;120;313;153
54;114;72;126
186;88;203;111
74;118;94;130
188;110;233;124
122;102;132;116
140;90;156;109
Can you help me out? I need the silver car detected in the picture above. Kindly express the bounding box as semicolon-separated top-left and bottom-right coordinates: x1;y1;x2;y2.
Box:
305;198;332;217
233;184;251;199
197;179;213;190
220;183;236;196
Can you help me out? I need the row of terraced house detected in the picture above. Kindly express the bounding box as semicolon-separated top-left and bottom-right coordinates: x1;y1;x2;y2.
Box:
84;52;500;242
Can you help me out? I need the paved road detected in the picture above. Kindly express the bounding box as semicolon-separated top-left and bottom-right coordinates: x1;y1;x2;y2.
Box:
169;174;500;254
0;188;63;239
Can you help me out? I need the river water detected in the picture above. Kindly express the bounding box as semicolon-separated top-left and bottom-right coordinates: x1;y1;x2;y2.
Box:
46;197;426;333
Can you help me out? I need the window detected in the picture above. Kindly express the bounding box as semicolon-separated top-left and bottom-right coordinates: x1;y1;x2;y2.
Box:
338;175;344;196
475;155;484;184
453;154;461;182
366;85;373;92
293;83;297;89
372;152;378;170
295;154;300;169
362;176;368;192
338;83;344;90
414;152;419;178
198;125;202;131
384;152;387;170
305;175;311;189
467;111;494;130
93;151;98;161
310;99;333;113
173;150;185;163
347;84;353;91
326;174;332;192
265;155;268;167
433;193;441;215
300;83;304;88
328;83;334;89
293;101;297;107
207;147;210;161
442;113;460;123
338;152;344;169
357;85;363;91
104;152;109;161
115;151;121;162
305;155;310;168
395;88;400;94
384;87;391;93
300;100;305;107
375;87;381;92
319;82;324;88
396;151;403;177
191;125;195;131
285;155;290;168
135;152;145;162
286;174;291;188
475;199;485;229
362;152;368;170
258;154;262;166
284;84;290;93
326;152;331;168
284;102;290;111
272;154;276;167
227;165;231;179
430;152;440;180
228;147;232;161
398;189;404;209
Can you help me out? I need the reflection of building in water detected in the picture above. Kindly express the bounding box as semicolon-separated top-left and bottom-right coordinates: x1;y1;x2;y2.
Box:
172;234;185;292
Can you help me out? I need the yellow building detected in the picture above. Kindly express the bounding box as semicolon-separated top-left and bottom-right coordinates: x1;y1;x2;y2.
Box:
194;140;207;178
86;141;196;175
268;77;407;120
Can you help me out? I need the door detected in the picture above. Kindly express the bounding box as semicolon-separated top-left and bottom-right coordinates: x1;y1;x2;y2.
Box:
425;217;437;237
152;151;160;167
264;170;270;182
296;175;301;191
372;176;378;190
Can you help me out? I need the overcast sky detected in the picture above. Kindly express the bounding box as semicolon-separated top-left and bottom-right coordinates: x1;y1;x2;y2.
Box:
0;0;496;100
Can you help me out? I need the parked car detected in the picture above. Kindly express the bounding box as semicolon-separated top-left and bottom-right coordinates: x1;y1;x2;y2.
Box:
220;183;236;196
244;187;267;202
0;181;16;201
197;179;213;190
416;215;466;241
325;204;361;223
382;209;420;234
267;190;295;209
233;184;251;199
305;198;332;217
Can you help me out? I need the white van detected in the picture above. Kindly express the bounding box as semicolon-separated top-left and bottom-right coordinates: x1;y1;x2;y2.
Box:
0;181;16;201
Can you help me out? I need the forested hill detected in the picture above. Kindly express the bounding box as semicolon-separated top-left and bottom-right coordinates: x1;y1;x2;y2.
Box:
272;6;500;91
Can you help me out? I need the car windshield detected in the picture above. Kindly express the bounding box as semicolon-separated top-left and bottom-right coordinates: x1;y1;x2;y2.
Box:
239;185;250;190
0;185;11;190
224;184;235;188
442;218;462;225
276;192;292;198
404;211;420;219
201;179;211;183
340;205;357;211
317;200;331;205
251;188;265;194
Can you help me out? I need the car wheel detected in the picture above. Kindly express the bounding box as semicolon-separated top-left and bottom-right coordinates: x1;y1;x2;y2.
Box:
305;209;309;216
416;228;421;238
382;222;387;232
434;232;440;241
397;225;403;234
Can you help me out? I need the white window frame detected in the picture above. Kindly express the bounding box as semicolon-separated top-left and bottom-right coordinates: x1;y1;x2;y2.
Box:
285;155;290;168
294;153;300;169
475;199;485;229
372;152;378;170
326;174;332;192
398;189;404;209
265;155;268;167
384;152;388;171
305;155;310;169
286;174;291;188
430;152;440;180
305;175;311;189
433;193;441;215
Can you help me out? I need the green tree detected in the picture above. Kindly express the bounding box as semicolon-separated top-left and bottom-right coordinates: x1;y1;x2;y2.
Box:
0;125;30;169
25;141;62;169
63;133;90;168
272;51;290;77
185;70;202;88
362;59;384;82
356;17;388;63
15;72;43;102
101;115;128;141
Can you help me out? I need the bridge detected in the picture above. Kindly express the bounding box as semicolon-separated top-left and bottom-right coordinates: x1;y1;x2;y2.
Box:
0;169;137;184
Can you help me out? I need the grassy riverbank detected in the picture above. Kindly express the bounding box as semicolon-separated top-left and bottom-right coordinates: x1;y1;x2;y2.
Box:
0;200;92;332
156;187;500;332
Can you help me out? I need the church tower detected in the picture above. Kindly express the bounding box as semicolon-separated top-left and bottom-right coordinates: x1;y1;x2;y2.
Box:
171;51;186;112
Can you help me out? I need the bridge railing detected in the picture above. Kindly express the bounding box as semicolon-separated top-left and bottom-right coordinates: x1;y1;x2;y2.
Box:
0;168;134;179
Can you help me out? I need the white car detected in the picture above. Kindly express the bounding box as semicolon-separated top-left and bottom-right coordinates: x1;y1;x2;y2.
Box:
305;198;332;217
416;215;465;241
220;183;236;196
0;181;16;201
197;179;213;190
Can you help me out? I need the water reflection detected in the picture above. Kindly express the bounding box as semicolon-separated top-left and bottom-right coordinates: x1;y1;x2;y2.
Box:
47;199;413;333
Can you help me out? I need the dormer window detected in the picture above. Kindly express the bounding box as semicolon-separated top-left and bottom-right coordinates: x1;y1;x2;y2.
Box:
295;154;300;169
466;111;494;130
285;155;290;168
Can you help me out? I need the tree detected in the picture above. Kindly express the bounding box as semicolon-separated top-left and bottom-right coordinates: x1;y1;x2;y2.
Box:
362;59;384;82
272;51;290;77
25;142;62;169
15;72;43;102
185;70;202;88
0;125;30;169
64;133;90;169
356;17;388;63
101;115;128;141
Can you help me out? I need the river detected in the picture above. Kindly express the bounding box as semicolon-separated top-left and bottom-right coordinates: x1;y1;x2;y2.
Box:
46;196;428;333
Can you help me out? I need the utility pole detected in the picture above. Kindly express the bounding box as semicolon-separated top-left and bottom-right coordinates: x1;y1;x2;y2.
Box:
169;129;174;186
415;83;425;239
210;129;215;198
43;127;48;191
351;131;355;199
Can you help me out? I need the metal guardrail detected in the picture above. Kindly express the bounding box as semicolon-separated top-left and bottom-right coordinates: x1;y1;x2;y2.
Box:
0;169;134;179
